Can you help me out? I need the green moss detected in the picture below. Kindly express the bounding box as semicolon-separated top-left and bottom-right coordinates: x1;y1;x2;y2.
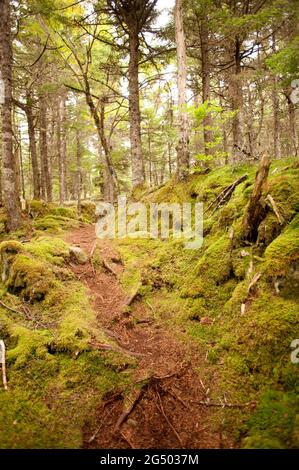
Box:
26;237;69;265
243;390;299;448
264;214;299;277
6;253;55;301
0;240;24;253
80;201;96;223
0;233;135;448
33;215;78;233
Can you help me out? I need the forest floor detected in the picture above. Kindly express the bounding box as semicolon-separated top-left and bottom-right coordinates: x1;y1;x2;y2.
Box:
65;224;231;449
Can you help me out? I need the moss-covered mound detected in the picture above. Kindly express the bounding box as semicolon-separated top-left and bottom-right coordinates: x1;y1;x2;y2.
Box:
0;235;135;448
117;157;299;448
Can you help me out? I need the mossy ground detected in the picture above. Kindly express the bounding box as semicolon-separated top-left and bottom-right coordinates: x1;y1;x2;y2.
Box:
0;159;298;448
116;158;299;448
0;206;135;448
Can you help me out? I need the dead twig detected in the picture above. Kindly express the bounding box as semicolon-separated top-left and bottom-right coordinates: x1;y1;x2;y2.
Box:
205;175;248;215
156;390;184;448
0;340;8;390
114;388;144;432
266;194;284;225
192;399;256;408
0;299;24;316
165;387;189;409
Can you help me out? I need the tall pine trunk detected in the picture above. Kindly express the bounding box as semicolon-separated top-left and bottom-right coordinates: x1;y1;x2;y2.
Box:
200;18;213;156
175;0;189;180
57;95;67;204
0;0;22;230
25;90;41;199
39;94;52;201
128;31;145;188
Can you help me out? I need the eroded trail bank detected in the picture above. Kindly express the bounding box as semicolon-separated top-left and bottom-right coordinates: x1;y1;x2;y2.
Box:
65;225;228;449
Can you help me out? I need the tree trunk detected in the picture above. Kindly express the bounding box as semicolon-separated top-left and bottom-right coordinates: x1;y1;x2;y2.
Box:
57;95;67;204
25;90;41;199
231;37;244;162
39;94;52;201
0;0;22;230
175;0;189;180
83;77;117;203
76;128;82;216
128;31;145;188
200;18;213;155
242;154;271;243
286;94;298;157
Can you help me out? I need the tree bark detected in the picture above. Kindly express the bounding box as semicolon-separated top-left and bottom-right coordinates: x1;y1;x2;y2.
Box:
175;0;189;180
83;76;117;202
231;37;244;162
25;90;41;199
76;127;82;216
0;0;22;230
242;155;270;243
57;94;67;204
128;31;145;188
39;94;52;201
200;18;213;155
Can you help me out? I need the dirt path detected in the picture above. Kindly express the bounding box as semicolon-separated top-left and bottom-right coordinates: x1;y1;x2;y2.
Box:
65;225;228;449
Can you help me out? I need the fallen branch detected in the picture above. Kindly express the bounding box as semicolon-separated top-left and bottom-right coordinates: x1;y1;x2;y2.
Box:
205;174;248;215
266;194;284;225
90;340;146;358
247;272;261;294
114;388;144;432
192;399;256;409
0;299;24;316
0;340;8;390
156;390;184;448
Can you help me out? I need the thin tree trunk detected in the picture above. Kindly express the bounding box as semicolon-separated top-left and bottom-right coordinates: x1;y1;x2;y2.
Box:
286;95;298;157
270;35;280;160
231;37;244;162
39;94;52;201
76;128;82;216
25;90;41;199
200;18;213;155
128;31;145;188
57;95;67;204
83;76;117;202
175;0;189;179
0;0;22;230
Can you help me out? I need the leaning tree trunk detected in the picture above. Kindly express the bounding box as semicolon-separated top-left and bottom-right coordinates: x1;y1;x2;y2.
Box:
242;154;271;243
128;31;145;188
0;0;22;231
175;0;189;180
83;76;117;203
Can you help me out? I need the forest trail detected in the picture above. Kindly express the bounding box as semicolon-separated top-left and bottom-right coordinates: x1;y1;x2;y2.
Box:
65;224;230;449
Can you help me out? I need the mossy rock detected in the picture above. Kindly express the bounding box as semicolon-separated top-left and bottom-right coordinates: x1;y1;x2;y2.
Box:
29;200;55;218
6;254;55;301
80;201;97;223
